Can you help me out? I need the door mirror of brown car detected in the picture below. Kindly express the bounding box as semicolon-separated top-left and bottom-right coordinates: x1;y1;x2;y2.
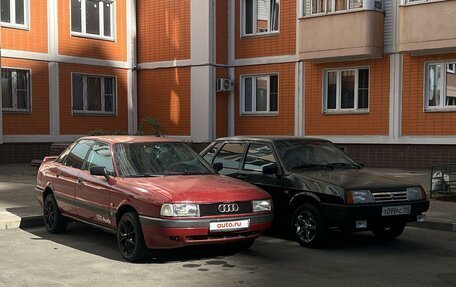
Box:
263;164;279;175
90;166;110;180
213;162;223;173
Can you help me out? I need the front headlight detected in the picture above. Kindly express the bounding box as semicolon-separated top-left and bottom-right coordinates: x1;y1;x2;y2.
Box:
346;190;374;204
407;187;425;201
252;199;272;212
160;203;200;217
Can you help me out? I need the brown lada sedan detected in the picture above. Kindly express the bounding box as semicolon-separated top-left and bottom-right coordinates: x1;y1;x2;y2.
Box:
36;136;273;261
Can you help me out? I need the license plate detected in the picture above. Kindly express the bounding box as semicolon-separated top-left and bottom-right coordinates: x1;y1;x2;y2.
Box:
209;219;250;232
381;205;411;216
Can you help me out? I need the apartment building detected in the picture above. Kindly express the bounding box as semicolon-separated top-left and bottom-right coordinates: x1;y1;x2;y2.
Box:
1;0;456;168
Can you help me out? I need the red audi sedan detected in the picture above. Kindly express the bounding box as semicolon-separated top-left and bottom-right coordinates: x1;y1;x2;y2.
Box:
36;136;273;261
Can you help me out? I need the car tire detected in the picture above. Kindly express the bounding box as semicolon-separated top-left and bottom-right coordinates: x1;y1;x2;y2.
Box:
117;212;149;262
292;204;328;248
43;193;68;234
372;223;406;241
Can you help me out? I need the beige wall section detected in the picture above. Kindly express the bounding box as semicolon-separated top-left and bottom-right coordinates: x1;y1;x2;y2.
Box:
299;10;384;62
399;1;456;54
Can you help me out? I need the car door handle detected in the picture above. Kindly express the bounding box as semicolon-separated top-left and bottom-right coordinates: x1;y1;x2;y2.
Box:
56;172;61;178
77;177;84;184
238;174;248;180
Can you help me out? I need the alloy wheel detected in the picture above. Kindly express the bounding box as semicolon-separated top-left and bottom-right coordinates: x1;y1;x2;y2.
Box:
44;198;56;229
119;219;136;257
295;211;317;243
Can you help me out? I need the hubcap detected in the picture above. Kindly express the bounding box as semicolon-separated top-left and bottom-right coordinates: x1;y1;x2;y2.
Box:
295;211;317;243
44;197;55;229
119;219;136;257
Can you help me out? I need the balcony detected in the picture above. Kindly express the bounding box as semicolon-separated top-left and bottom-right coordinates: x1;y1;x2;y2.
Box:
399;0;456;54
298;0;384;62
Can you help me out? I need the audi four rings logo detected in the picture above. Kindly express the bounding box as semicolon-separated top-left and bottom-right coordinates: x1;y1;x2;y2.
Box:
218;203;240;213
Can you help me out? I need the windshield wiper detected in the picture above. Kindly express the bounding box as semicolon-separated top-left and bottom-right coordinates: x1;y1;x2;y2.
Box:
125;173;160;178
328;162;361;169
165;171;212;176
291;164;333;170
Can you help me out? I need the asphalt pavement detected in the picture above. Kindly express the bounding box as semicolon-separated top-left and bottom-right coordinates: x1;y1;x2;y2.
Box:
0;164;455;232
0;225;455;286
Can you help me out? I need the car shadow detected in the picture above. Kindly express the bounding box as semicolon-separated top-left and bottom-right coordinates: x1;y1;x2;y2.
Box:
25;222;247;264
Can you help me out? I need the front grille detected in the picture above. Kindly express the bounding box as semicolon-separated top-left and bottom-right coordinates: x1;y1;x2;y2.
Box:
199;201;253;216
373;191;408;203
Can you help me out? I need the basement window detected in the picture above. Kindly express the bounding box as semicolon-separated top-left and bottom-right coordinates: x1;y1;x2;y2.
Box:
425;62;456;111
71;0;115;40
0;0;28;29
72;73;116;115
1;68;31;113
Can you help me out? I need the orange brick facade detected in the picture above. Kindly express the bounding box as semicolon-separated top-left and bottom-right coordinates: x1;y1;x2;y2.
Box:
402;53;456;136
305;57;390;136
137;68;191;136
234;63;295;136
59;63;129;135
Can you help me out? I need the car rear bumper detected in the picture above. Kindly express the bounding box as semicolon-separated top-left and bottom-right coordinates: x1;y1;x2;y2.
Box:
320;200;430;229
139;213;273;249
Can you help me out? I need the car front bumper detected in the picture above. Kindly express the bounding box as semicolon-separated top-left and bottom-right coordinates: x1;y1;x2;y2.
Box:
320;200;430;230
139;213;274;249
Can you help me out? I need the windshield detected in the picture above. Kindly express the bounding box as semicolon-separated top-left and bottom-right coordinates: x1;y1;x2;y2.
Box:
274;140;360;171
114;142;214;177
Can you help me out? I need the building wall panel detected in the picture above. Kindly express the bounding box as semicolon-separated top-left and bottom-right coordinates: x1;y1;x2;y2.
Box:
58;0;128;62
137;68;191;135
402;53;456;136
59;63;129;135
137;0;190;63
2;58;50;135
234;63;295;135
1;0;48;53
305;57;390;135
235;0;296;59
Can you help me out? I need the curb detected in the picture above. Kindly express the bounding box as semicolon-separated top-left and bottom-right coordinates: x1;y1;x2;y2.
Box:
409;218;456;232
0;214;43;230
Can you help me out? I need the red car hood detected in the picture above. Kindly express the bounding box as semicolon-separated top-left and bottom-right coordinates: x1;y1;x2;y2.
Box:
118;175;270;203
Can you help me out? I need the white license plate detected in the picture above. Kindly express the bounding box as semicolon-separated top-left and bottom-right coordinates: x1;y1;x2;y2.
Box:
381;205;411;216
209;219;250;232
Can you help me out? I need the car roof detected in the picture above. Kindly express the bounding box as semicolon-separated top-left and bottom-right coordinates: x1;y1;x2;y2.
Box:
215;136;331;143
80;136;180;145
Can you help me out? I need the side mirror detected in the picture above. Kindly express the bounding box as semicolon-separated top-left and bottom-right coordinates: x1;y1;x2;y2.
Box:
90;166;110;180
213;162;223;173
263;164;279;175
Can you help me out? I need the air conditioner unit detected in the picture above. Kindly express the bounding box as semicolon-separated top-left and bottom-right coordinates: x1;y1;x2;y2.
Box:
216;78;233;92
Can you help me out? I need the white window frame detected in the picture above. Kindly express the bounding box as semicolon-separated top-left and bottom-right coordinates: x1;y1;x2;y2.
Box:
323;67;370;113
240;74;279;115
1;67;32;113
402;0;433;5
70;0;116;41
302;0;381;17
424;61;456;111
71;73;117;115
241;0;280;37
0;0;29;30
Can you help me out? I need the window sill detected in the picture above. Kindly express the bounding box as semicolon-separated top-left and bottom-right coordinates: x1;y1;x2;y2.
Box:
241;31;280;39
1;23;29;31
2;109;32;114
323;110;369;115
241;112;278;117
73;111;117;116
70;32;115;42
424;108;456;113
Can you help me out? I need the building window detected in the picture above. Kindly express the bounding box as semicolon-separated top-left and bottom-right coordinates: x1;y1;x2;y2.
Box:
1;0;28;29
302;0;381;16
425;62;456;110
324;68;369;113
72;74;116;115
71;0;114;40
241;74;278;114
1;68;31;113
242;0;280;36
